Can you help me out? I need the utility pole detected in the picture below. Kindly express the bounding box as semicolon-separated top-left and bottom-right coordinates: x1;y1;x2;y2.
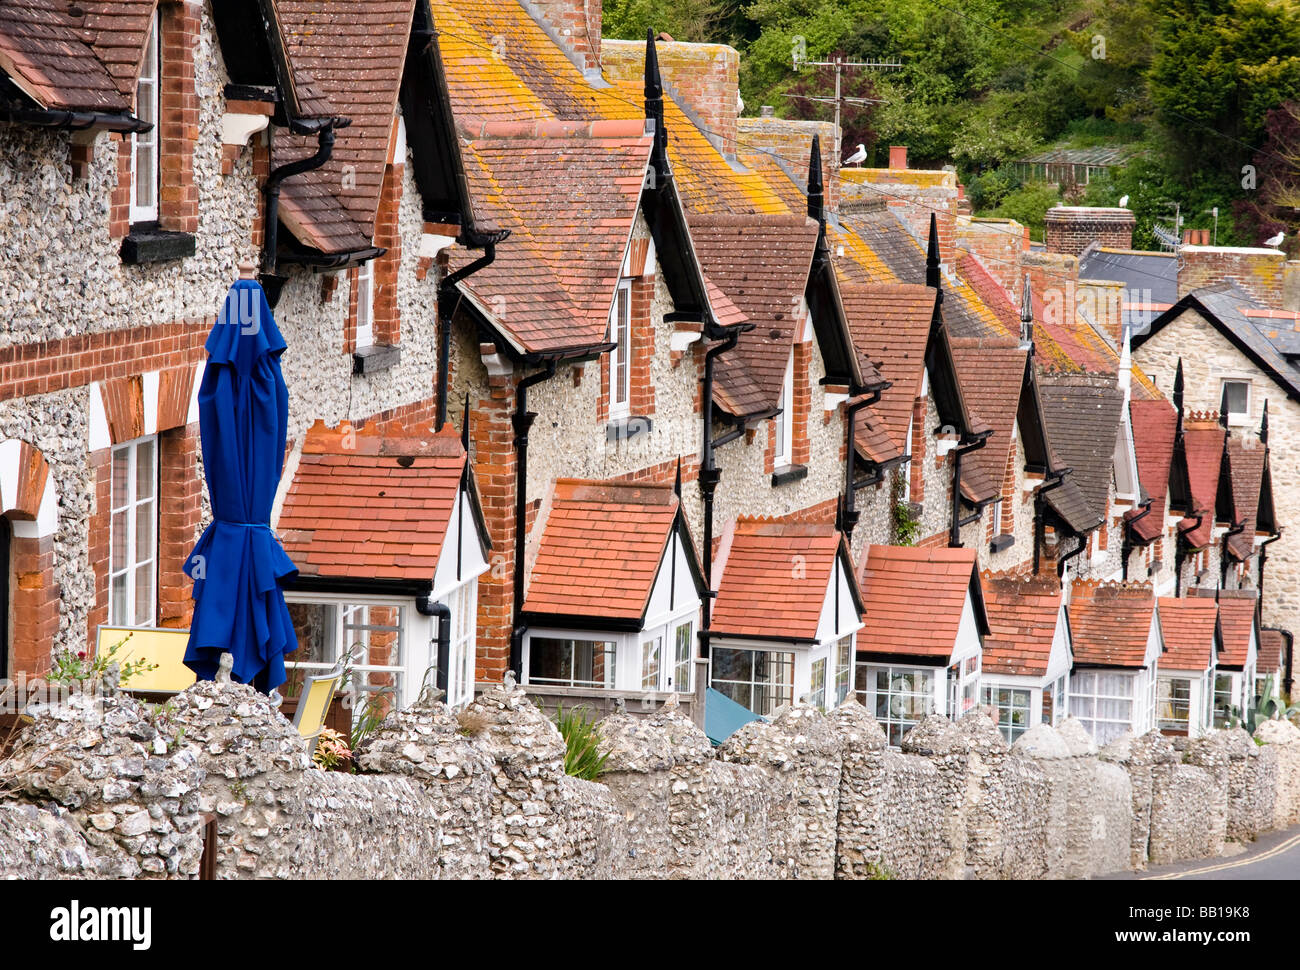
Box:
787;53;900;161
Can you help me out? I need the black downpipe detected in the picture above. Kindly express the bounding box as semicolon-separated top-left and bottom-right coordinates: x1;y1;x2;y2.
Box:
1257;530;1282;604
1174;514;1203;597
700;331;740;636
261;122;341;278
1057;533;1086;580
416;595;452;697
436;243;498;430
1220;519;1246;588
948;435;989;548
1032;468;1068;575
509;360;558;679
1121;499;1152;582
840;391;880;537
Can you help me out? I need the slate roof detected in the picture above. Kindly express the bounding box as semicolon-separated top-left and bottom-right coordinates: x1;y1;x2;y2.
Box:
1136;284;1300;404
522;480;693;624
1077;248;1179;328
950;336;1029;505
278;420;470;583
839;283;936;449
1216;592;1258;670
1128;399;1179;542
1258;629;1286;677
1225;436;1269;561
711;519;857;642
453;123;652;354
1180;418;1226;549
1157;596;1219;672
1068;582;1158;668
980;574;1064;678
0;0;130;113
273;0;418;252
858;545;985;661
1038;372;1123;532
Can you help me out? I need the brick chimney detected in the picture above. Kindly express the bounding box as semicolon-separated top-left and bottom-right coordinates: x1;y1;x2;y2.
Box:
840;148;958;276
602;38;739;158
526;0;603;74
1043;206;1136;256
1177;246;1287;307
737;116;839;212
1021;251;1077;330
1077;278;1124;351
954;217;1030;295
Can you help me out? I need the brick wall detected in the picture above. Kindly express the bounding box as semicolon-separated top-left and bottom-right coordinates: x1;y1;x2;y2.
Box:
955;218;1030;295
530;0;603;73
471;373;518;684
1021;251;1078;330
1043;207;1135;257
373;163;403;346
1177;247;1287;307
157;424;203;630
793;338;811;466
158;0;200;234
602;39;739;157
10;534;58;676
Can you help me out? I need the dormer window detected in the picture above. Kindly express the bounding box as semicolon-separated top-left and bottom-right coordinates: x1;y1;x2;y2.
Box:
129;14;160;225
609;280;632;420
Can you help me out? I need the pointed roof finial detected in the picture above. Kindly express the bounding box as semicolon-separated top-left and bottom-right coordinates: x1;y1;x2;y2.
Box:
807;134;824;227
644;29;667;179
1218;382;1229;429
1173;358;1184;414
1261;399;1269;446
461;393;471;451
673;456;683;498
1018;272;1033;348
925;212;940;290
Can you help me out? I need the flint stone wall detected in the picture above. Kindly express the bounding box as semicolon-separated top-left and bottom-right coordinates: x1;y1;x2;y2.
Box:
1256;719;1300;829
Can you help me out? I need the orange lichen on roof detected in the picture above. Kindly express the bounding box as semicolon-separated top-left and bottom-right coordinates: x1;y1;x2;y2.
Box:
829;225;899;286
1217;593;1258;669
278;419;467;582
1068;581;1157;668
711;519;846;642
980;573;1063;677
858;545;980;661
1157;597;1218;671
522;479;685;623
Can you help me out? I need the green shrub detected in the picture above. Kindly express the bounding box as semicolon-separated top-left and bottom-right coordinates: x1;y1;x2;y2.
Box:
554;704;609;781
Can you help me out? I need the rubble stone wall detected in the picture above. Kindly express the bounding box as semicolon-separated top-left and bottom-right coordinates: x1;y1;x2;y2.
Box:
2;684;1298;881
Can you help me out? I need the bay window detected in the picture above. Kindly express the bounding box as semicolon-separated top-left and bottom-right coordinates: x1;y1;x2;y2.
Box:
1071;670;1154;746
1156;676;1192;732
711;646;794;717
857;665;934;747
286;597;409;721
109;436;158;627
981;685;1033;743
528;636;617;689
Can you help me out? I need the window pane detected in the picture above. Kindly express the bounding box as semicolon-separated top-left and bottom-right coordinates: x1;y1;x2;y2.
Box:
111;510;128;572
110;572;127;626
111;449;129;509
712;647;752;683
135;439;155;500
641;636;661;690
133;561;153;625
673;623;692;693
135;502;155;563
1224;381;1248;414
528;637;615;688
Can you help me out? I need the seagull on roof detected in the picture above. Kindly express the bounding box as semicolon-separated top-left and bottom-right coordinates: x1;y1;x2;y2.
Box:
1118;195;1129;208
843;143;867;166
1264;230;1286;248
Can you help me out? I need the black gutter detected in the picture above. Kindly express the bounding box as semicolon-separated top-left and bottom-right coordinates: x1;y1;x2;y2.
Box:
415;594;452;697
1032;467;1069;574
1121;498;1153;582
0;107;150;134
700;329;741;638
839;391;879;537
1220;518;1246;587
261;119;349;291
278;245;385;271
437;241;501;430
700;629;819;647
508;359;559;679
1257;529;1283;604
948;431;992;548
1174;513;1204;597
1057;532;1087;579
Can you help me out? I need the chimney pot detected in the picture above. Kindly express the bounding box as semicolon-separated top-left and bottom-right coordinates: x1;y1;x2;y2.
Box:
760;105;774;118
889;145;908;170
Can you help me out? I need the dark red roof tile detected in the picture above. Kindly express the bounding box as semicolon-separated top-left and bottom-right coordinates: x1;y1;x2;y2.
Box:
859;544;980;660
980;573;1063;677
1157;596;1218;671
1068;580;1157;668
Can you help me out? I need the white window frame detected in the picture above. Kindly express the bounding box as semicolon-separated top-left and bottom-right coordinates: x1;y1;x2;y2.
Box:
108;435;158;627
355;260;375;349
609;279;632;420
523;633;618;690
1156;675;1193;733
1221;379;1251;427
444;578;478;709
856;664;935;747
774;350;794;468
129;12;161;225
981;684;1033;743
710;644;795;717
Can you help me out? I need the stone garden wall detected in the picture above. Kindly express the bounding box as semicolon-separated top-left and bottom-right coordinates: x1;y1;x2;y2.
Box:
1;681;1298;880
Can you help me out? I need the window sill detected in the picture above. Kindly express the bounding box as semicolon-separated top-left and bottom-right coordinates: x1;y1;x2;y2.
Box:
989;533;1015;554
771;464;808;487
606;415;652;443
120;227;196;265
353;344;401;376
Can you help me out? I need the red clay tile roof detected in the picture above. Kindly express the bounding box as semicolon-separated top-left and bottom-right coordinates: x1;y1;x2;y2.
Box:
854;402;905;466
956;251;1022;335
1180;418;1226;549
839;283;937;449
858;545;982;661
452;124;652;354
278;419;468;582
1129;399;1179;542
689;213;820;410
79;1;155;101
1068;581;1157;668
0;0;130;113
1157;596;1218;671
951;336;1029;506
274;0;418;248
711;520;850;642
1258;629;1285;676
1216;592;1258;669
523;479;689;623
1225;436;1267;561
980;573;1063;677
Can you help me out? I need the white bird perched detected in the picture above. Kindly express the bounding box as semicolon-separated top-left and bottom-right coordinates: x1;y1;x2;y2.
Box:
1118;195;1129;208
843;143;867;166
1264;230;1286;248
